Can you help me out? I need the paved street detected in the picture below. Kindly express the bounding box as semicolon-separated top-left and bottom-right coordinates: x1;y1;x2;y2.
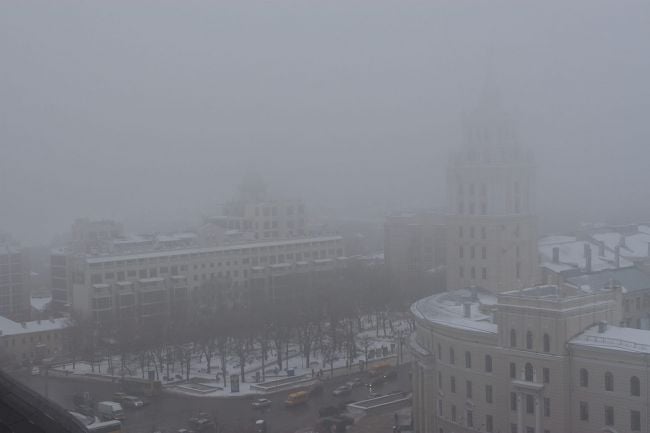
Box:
16;364;412;433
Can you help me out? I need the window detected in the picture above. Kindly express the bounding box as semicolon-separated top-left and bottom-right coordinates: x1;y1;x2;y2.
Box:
526;395;534;414
525;363;534;382
466;380;472;398
510;329;517;347
470;246;475;259
579;401;589;421
486;415;493;433
485;355;493;372
543;368;550;384
438;372;442;389
605;406;614;426
481;226;487;239
437;343;442;360
482;267;487;280
631;409;641;431
516;261;521;278
459;266;464;278
450;376;456;393
485;385;493;403
466;410;473;427
471;267;476;279
544;397;550;417
605;372;614;391
510;392;517;411
465;351;472;368
579;368;589;387
450;347;455;364
543;333;550;352
459;246;464;259
526;331;533;349
451;404;457;422
482;246;487;259
437;399;443;415
510;362;516;379
631;376;640;396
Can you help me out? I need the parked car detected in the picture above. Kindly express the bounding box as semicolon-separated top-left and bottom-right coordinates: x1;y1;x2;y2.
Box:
332;385;351;396
96;401;125;421
255;419;267;433
31;367;40;376
121;396;145;409
251;398;272;409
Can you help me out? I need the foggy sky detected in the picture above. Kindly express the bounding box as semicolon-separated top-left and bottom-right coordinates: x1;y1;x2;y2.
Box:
2;1;650;245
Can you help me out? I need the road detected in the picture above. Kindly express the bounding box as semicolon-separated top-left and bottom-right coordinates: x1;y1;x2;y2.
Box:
16;364;412;433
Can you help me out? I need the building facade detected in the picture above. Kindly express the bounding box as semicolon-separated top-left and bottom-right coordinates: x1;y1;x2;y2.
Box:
0;243;30;321
410;282;650;433
445;98;538;293
385;211;446;299
64;235;345;324
0;315;67;365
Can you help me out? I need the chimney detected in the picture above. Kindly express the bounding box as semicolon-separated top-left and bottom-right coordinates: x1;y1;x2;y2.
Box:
615;246;621;268
463;302;471;318
585;244;592;273
552;247;560;264
598;320;608;334
599;241;605;257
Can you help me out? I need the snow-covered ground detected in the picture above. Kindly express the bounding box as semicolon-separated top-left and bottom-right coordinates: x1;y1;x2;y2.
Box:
52;317;412;398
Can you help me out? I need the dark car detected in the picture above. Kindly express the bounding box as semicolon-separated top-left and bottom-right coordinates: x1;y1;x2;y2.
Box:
318;406;341;418
319;415;354;433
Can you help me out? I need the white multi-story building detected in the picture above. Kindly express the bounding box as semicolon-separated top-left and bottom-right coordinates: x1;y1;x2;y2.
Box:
65;235;345;324
410;282;650;433
445;97;538;293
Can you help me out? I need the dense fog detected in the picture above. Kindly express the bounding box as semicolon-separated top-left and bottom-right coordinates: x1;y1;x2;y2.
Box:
2;1;650;244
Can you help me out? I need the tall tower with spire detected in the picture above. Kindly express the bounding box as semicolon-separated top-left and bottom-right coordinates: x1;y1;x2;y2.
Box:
445;92;538;293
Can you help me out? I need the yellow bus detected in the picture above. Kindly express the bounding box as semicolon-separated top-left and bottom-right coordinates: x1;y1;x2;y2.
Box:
284;390;309;407
368;361;392;377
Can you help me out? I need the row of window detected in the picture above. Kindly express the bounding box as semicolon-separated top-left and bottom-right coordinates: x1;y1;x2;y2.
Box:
510;328;551;352
459;245;488;260
438;400;494;432
579;402;641;431
458;225;487;239
579;368;641;396
438;345;494;372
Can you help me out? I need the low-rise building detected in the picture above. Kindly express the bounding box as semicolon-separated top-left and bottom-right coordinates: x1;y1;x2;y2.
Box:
0;315;67;365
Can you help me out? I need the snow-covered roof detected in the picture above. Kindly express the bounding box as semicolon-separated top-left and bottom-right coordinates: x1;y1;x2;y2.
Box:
0;316;68;337
566;267;650;294
592;230;650;260
411;289;497;334
538;235;632;273
571;324;650;354
86;235;343;264
30;296;51;312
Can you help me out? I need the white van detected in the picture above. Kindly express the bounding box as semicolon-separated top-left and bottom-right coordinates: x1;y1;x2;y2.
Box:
96;401;125;421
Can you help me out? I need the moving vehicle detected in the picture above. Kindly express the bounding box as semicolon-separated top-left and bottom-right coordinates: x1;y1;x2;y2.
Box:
368;362;392;377
332;384;352;396
255;419;267;433
346;378;363;388
383;369;398;381
285;390;309;407
96;401;125;421
251;398;272;409
86;420;123;433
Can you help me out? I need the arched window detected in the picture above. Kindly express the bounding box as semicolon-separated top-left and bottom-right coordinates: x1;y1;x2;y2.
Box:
465;351;472;369
526;331;533;350
525;363;534;382
450;347;455;365
510;329;517;348
605;372;614;391
543;333;550;353
631;376;640;396
485;355;493;373
580;368;589;387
